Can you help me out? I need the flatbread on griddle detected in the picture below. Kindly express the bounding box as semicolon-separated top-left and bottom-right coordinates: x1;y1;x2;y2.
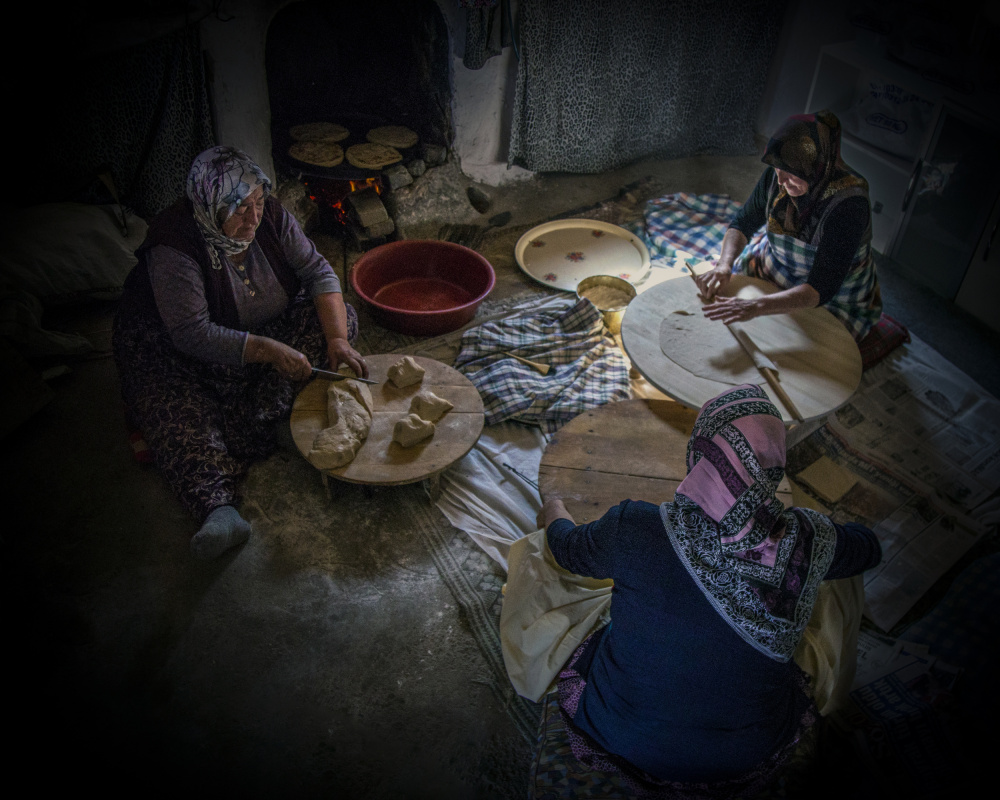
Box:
288;140;344;167
346;142;403;170
290;122;350;142
366;125;418;150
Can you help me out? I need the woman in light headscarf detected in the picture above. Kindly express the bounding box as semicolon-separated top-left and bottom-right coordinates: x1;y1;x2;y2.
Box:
113;146;366;559
536;384;881;796
696;110;882;341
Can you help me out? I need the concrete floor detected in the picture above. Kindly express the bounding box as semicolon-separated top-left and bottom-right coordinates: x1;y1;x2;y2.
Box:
4;153;999;798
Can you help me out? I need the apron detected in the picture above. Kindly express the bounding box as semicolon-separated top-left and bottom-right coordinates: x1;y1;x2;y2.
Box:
736;227;882;342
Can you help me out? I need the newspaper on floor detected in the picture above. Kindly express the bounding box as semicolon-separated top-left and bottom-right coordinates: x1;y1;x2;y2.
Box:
831;630;964;799
787;333;997;631
826;337;1000;514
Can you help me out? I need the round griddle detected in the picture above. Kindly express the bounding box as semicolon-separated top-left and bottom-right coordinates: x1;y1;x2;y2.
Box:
273;111;420;181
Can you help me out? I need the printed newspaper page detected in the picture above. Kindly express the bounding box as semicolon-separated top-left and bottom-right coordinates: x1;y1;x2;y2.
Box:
787;337;997;631
832;631;964;799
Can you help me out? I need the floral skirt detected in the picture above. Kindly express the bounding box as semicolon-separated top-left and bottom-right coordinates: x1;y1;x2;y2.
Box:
112;293;358;522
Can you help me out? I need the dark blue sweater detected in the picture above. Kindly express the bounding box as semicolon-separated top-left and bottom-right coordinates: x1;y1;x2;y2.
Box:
547;499;881;782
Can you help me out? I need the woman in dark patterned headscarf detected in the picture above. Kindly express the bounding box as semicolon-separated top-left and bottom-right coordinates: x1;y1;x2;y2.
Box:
537;384;881;796
113;146;367;559
696;111;882;341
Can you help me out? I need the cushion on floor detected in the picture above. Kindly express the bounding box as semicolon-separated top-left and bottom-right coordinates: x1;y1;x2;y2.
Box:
859;313;910;371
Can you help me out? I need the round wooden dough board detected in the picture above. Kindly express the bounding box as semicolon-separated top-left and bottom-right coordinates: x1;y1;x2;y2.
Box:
621;275;862;424
290;354;484;486
538;399;795;525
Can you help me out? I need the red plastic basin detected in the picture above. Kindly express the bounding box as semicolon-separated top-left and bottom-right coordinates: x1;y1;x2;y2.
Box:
350;240;496;336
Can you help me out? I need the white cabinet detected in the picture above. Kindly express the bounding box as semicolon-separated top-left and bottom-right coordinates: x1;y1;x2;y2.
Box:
806;41;1000;306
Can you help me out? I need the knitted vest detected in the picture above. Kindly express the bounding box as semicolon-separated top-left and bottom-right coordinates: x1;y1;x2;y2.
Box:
123;196;300;330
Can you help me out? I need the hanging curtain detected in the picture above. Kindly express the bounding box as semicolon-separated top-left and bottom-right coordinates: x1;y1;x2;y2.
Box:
508;0;787;173
50;25;215;219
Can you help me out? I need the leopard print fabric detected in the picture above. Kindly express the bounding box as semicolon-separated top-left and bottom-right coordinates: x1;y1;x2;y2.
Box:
509;0;786;173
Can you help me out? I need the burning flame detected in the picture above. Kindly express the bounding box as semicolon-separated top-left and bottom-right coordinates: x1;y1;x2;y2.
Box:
303;177;383;227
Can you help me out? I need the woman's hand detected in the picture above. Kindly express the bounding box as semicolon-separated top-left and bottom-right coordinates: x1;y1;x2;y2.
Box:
327;337;368;378
536;496;574;531
704;283;821;325
245;334;312;381
701;296;763;325
694;266;733;301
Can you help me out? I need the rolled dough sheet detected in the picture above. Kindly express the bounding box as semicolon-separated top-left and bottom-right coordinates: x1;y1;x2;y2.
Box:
658;285;759;385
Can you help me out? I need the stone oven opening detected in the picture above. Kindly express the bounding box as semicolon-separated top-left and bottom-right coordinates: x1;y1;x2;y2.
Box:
265;0;452;249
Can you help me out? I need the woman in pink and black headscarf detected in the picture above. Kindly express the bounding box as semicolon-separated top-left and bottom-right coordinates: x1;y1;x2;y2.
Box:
113;146;367;560
538;384;881;796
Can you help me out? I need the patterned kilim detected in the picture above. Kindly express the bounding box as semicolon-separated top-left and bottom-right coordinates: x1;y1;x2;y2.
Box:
528;693;821;800
530;692;632;799
418;505;543;744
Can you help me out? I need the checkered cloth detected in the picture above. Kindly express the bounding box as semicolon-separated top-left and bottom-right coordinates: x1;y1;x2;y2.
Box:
639;192;744;264
454;297;631;432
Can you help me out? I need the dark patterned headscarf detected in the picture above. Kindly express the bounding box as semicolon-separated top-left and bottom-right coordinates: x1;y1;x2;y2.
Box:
185;146;272;269
660;385;837;660
761;110;868;243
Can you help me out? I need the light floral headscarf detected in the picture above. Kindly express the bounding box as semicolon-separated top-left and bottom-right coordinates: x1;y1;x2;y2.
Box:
186;146;272;269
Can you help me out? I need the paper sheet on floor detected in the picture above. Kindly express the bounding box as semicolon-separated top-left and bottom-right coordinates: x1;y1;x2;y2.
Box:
784;332;998;631
435;421;548;571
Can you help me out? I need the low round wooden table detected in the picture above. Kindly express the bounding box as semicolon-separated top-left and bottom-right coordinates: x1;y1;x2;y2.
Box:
538;398;795;525
290;354;484;497
620;275;862;424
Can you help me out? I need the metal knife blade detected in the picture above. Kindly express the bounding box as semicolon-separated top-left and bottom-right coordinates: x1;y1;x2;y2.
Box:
311;367;379;385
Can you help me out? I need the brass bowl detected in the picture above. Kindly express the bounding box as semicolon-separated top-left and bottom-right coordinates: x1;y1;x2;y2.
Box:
576;275;637;334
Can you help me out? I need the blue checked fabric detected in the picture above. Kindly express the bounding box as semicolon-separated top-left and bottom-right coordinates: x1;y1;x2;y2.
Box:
639;193;745;264
736;229;882;342
454;297;631;432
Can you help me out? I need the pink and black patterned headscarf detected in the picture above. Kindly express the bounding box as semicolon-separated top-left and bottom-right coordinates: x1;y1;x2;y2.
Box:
186;146;272;269
678;384;788;553
661;384;837;661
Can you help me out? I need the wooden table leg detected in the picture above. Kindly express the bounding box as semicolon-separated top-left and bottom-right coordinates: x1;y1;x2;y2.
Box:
423;471;442;502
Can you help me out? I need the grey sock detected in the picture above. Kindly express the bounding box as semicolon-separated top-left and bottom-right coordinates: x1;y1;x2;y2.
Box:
190;505;251;560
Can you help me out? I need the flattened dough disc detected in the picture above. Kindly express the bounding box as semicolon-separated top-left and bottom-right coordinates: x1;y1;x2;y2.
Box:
620;275;863;424
657;281;774;385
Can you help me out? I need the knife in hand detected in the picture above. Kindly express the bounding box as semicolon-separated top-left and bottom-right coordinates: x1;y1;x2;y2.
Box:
311;367;379;385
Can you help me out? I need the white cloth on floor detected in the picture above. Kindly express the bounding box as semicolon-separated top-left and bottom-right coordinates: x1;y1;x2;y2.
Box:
435;421;548;570
499;528;612;702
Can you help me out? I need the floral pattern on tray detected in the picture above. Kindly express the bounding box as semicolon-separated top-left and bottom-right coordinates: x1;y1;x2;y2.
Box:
515;220;652;293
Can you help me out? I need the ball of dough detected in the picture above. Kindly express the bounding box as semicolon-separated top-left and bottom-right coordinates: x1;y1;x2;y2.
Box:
410;390;453;423
387;356;425;389
393;412;435;448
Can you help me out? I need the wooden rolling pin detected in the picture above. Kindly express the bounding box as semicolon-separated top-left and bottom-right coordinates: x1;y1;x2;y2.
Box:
687;266;803;423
